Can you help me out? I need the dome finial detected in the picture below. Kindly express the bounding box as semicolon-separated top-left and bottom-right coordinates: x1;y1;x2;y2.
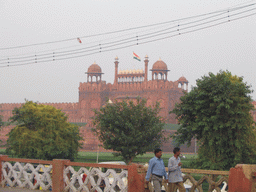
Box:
87;63;102;73
115;56;119;61
93;61;96;64
152;59;168;71
159;57;161;61
145;55;149;59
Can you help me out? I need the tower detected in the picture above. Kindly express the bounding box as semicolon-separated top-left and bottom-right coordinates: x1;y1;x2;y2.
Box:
150;58;170;80
178;76;189;91
114;56;119;85
144;55;149;82
85;62;103;83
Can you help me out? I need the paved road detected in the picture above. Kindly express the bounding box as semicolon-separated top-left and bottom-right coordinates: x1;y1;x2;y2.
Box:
0;187;49;192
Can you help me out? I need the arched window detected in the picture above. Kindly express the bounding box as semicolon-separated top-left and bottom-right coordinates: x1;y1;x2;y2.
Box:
158;73;162;80
92;76;96;82
154;73;158;80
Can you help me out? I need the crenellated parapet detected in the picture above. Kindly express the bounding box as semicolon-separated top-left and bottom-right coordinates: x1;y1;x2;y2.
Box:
79;81;108;92
105;79;181;92
117;69;145;83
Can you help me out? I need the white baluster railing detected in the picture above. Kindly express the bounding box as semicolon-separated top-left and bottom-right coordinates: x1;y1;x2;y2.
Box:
63;166;128;192
1;161;52;190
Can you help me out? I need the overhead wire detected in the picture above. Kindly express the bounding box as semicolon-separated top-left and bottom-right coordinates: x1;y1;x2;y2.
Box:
1;11;255;69
0;4;255;64
0;21;172;58
1;13;255;67
0;2;255;51
54;11;256;61
1;15;255;69
0;4;255;68
139;12;256;45
0;2;254;61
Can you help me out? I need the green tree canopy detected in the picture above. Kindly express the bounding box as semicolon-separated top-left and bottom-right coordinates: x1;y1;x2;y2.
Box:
6;101;82;161
171;70;256;170
92;97;165;164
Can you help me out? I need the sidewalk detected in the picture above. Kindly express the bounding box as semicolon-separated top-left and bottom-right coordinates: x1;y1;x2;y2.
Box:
0;187;49;192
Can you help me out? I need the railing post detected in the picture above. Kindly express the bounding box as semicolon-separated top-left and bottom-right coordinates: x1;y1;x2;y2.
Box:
228;164;256;192
128;164;146;192
52;159;70;192
0;155;8;183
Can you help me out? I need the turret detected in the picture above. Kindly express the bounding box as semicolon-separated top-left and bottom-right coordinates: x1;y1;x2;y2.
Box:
114;56;119;85
144;55;149;82
150;58;170;81
85;62;103;83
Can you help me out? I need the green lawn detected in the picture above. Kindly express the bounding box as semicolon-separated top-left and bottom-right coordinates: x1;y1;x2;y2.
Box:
71;151;197;168
163;123;180;130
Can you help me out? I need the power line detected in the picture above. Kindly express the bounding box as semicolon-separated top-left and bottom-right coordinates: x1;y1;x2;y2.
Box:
0;2;255;51
0;9;254;64
0;22;174;58
1;4;255;65
1;10;255;68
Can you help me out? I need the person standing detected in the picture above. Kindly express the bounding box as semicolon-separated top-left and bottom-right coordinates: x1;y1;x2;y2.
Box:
145;148;167;192
168;147;186;192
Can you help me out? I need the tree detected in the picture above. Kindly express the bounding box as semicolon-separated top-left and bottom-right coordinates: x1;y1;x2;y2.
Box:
6;101;82;161
171;70;256;170
92;97;165;164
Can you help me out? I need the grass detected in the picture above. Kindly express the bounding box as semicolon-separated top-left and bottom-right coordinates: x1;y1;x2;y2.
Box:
163;123;180;130
0;148;5;153
75;151;197;169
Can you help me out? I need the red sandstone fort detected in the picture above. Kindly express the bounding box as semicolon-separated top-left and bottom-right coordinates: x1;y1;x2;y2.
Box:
0;56;188;124
0;55;255;152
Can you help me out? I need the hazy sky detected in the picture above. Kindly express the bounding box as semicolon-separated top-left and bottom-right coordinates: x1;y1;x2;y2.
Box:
0;0;256;104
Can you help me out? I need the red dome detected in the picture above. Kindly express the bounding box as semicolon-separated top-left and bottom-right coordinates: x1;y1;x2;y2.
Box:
152;60;168;70
178;76;188;82
87;63;102;73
